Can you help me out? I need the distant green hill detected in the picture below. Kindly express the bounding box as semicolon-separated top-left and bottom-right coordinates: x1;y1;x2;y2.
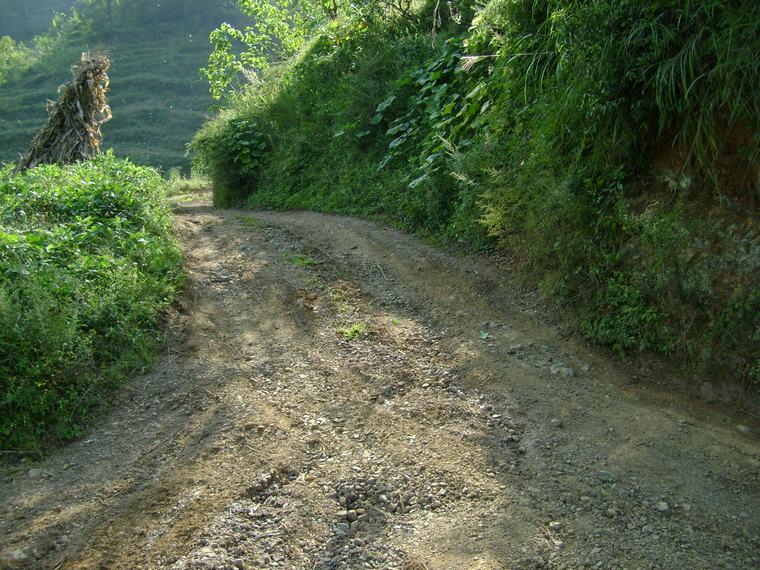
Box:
0;0;76;40
0;0;243;171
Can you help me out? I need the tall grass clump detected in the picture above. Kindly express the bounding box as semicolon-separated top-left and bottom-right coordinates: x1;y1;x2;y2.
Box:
0;154;182;451
194;0;758;390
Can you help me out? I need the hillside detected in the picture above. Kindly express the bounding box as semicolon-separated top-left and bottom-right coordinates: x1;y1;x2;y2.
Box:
0;0;75;40
194;0;759;393
0;0;242;171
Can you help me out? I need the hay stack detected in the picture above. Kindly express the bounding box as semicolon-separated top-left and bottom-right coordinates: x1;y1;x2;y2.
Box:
17;52;112;171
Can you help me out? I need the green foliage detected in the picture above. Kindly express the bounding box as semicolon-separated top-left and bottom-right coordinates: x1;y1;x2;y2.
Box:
338;322;367;340
195;0;759;385
202;0;422;99
203;0;327;99
0;154;182;451
468;0;760;174
0;35;33;84
194;8;485;236
287;254;319;267
581;276;665;354
705;289;760;379
193;117;269;206
372;36;493;240
464;0;759;366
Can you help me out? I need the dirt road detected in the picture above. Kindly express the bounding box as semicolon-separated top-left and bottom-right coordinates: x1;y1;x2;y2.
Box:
1;194;758;569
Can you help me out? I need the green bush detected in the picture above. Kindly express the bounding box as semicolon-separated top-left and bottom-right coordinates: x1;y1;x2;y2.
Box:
0;154;182;451
193;116;269;206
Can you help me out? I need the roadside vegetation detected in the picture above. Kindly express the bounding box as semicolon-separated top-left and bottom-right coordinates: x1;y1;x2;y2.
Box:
0;155;182;451
193;0;759;389
165;167;211;197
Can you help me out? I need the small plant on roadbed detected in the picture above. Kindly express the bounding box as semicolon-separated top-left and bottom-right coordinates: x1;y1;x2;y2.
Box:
287;253;319;267
338;322;368;340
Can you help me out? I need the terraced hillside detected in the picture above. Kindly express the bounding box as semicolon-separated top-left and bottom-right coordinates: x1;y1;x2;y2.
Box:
0;0;75;40
0;1;241;171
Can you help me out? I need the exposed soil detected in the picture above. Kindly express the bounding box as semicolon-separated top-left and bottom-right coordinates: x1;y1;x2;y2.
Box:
1;194;758;569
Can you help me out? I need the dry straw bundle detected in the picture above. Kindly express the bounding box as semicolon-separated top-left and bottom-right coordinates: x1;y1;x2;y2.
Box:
17;52;112;171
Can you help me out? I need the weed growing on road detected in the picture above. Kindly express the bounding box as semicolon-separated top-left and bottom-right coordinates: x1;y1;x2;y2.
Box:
328;281;361;315
338;322;368;341
234;215;265;230
287;253;319;267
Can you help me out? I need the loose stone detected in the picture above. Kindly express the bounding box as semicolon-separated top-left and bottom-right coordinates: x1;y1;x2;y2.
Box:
655;501;669;513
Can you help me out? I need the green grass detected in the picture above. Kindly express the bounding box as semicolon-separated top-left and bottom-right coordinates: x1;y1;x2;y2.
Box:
165;168;211;196
287;254;319;267
338;322;367;341
0;154;183;451
231;215;265;229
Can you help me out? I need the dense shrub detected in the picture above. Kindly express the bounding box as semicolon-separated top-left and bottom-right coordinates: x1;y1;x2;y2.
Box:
192;116;270;206
194;0;758;387
467;0;759;375
0;154;182;450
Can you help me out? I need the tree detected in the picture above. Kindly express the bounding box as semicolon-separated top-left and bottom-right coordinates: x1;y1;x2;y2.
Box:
202;0;426;99
202;0;356;99
204;0;312;99
79;0;120;36
0;35;32;84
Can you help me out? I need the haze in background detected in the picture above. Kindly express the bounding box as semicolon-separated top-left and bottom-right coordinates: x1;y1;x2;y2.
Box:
0;0;77;40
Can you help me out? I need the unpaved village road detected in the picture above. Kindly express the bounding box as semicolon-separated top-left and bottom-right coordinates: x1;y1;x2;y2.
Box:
1;194;758;569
